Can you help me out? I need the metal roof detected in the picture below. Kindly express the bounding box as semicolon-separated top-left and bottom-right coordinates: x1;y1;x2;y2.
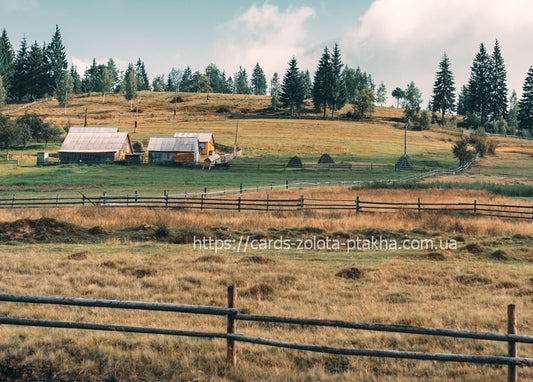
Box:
173;132;213;143
147;136;199;153
59;132;130;153
68;126;119;133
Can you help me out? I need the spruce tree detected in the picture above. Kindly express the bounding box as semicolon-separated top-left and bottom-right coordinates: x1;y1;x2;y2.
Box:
0;75;6;106
518;66;533;133
135;58;150;91
431;52;456;123
27;41;49;99
489;39;508;120
235;67;250;94
299;69;312;99
312;46;331;117
280;57;305;117
0;29;15;99
69;65;82;94
329;43;346;118
250;63;267;95
466;43;492;125
47;25;67;97
180;66;192;92
12;36;29;100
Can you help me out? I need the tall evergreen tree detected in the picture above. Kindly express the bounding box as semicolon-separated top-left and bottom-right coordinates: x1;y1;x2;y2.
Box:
466;43;492;125
312;46;331;117
180;66;192;92
344;66;374;103
69;65;82;94
489;39;508;120
151;75;166;92
106;58;119;91
329;43;346;118
135;58;150;91
403;81;422;123
27;41;49;99
431;52;456;123
280;57;305;117
270;72;280;111
100;67;113;103
456;85;468;116
46;25;67;97
0;29;15;99
12;36;30;100
250;62;267;95
518;66;533;133
235;67;250;94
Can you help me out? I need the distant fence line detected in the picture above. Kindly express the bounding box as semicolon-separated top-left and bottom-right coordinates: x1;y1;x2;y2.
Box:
0;288;532;381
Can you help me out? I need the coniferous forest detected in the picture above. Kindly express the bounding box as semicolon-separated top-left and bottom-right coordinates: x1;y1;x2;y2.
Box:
1;25;533;138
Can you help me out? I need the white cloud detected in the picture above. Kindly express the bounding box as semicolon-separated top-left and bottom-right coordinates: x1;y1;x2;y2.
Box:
342;0;533;104
214;3;315;80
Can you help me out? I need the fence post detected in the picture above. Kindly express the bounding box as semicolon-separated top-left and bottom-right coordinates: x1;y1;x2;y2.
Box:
266;194;270;212
227;285;237;366
474;200;477;216
355;196;360;213
164;190;168;209
200;194;204;211
237;196;241;212
418;197;421;213
299;195;304;210
240;183;243;194
286;180;289;190
508;304;517;382
204;187;207;197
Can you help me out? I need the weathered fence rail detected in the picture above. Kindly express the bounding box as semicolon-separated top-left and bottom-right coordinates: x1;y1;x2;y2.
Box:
0;288;532;381
1;193;531;220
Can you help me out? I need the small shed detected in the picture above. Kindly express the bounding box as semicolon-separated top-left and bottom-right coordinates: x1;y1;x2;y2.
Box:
58;127;133;164
148;136;200;164
174;132;215;156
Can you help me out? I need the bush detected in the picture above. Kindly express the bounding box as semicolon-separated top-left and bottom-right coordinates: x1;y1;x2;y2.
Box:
154;224;169;238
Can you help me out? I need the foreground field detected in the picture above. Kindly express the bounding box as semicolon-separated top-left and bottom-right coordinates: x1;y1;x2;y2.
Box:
0;187;532;381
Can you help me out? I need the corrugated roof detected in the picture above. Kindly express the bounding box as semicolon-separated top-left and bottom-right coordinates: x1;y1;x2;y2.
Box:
174;132;213;143
147;136;199;153
69;126;119;133
59;132;130;152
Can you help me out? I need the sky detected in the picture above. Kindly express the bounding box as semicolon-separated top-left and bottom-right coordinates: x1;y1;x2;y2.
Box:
1;0;533;104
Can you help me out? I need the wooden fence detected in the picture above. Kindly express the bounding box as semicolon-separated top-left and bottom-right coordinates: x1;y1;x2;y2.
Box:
1;192;532;220
0;287;532;381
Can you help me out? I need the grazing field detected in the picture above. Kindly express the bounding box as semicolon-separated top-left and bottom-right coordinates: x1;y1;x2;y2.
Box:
0;93;532;380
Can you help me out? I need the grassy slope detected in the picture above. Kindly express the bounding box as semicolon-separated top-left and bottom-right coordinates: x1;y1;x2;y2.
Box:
0;93;533;380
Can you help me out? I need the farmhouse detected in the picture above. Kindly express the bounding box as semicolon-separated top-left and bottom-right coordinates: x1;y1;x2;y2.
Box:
147;136;200;164
58;126;135;164
174;132;216;156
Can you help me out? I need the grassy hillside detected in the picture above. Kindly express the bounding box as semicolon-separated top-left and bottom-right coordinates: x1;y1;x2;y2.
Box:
1;91;532;199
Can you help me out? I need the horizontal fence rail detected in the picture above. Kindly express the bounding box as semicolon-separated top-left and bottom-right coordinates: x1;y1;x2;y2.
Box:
1;193;531;220
0;289;531;381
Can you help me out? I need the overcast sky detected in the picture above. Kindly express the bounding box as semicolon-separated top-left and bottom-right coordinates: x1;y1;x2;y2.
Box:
2;0;533;104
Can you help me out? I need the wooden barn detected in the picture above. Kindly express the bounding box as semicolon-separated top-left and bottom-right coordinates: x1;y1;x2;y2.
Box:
147;136;200;164
174;132;215;156
58;127;134;164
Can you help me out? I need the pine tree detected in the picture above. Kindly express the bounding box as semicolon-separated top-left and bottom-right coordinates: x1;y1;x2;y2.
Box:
280;57;305;117
312;47;331;117
489;39;508;120
135;58;150;91
56;70;73;112
431;52;456;123
47;25;67;97
69;65;82;94
300;69;312;100
166;68;183;92
250;63;267;95
0;29;15;99
270;72;280;111
329;43;346;118
180;66;192;92
466;43;492;125
100;67;113;103
235;67;250;94
27;41;49;99
518;66;533;133
403;81;422;123
12;36;30;100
